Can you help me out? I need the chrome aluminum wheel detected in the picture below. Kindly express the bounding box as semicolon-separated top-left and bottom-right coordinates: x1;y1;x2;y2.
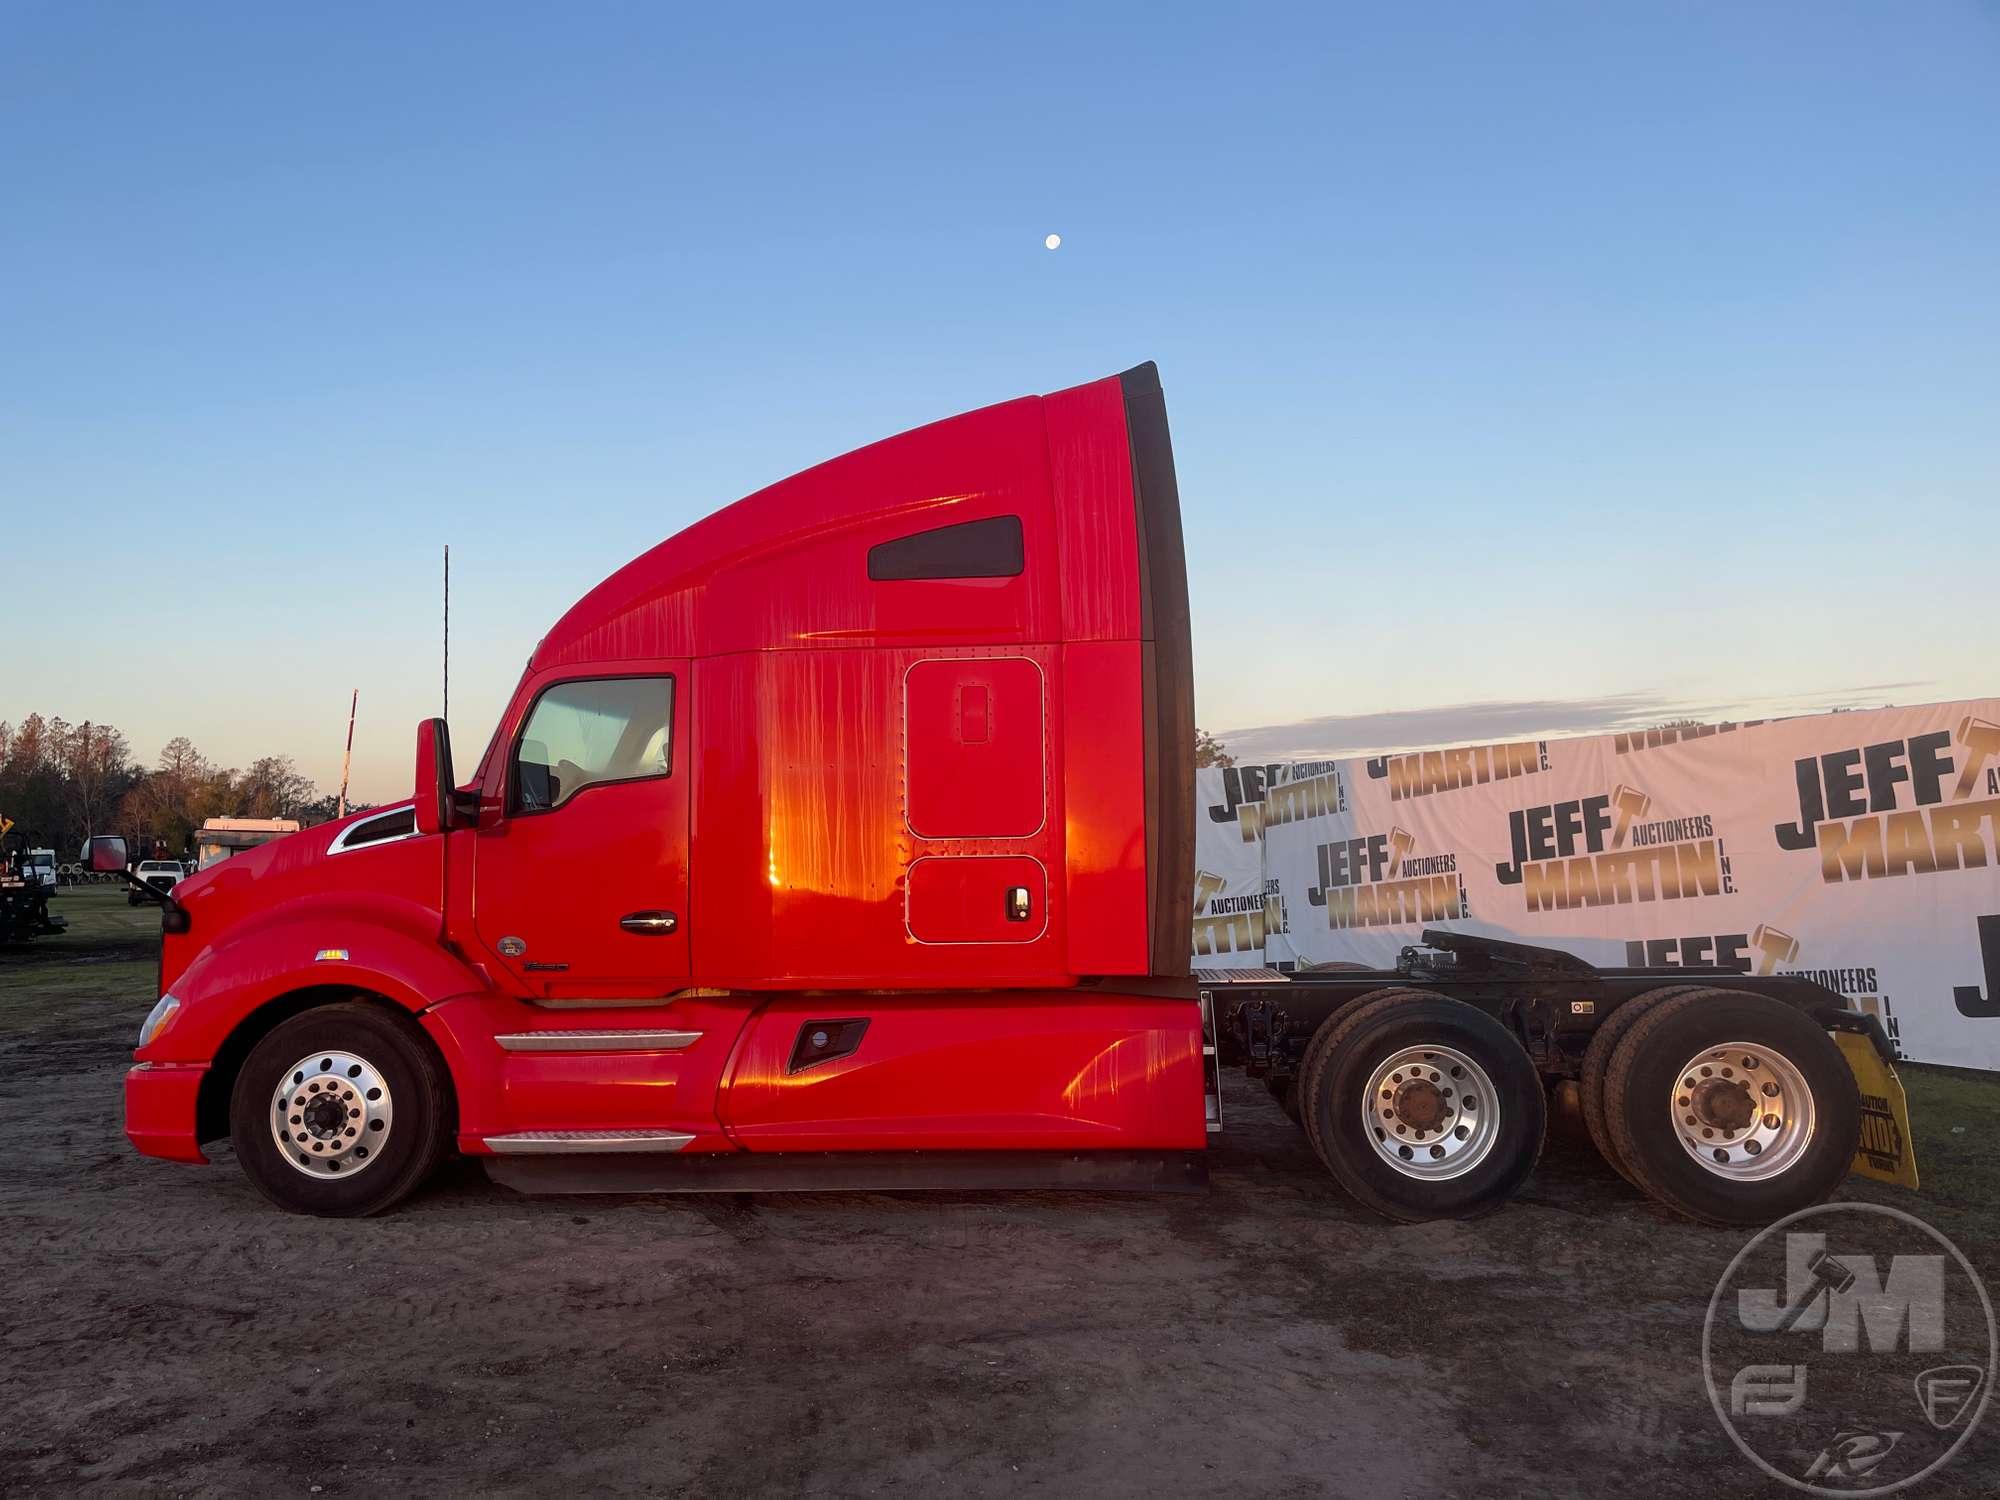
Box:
1361;1043;1501;1180
270;1050;394;1178
1670;1041;1816;1180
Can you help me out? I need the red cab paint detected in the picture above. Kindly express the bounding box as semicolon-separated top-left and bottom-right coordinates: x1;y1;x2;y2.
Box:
124;363;1198;1195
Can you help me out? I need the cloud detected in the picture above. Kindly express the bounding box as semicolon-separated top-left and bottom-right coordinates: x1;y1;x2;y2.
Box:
1214;682;1936;763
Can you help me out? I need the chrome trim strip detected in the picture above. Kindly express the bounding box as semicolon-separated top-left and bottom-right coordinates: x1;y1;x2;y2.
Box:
483;1130;696;1154
495;1029;701;1053
527;996;675;1009
327;804;420;856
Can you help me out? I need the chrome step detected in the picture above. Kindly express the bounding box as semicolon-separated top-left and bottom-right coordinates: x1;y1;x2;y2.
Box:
483;1130;696;1155
1199;992;1223;1134
495;1029;701;1053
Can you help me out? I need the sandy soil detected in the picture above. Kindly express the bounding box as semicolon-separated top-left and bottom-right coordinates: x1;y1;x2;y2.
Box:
3;889;1995;1495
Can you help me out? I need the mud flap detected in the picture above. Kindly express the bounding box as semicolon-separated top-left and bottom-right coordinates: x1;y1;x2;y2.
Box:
1834;1032;1919;1190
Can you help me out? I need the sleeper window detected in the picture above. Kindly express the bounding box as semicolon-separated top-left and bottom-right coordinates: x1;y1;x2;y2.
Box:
867;515;1023;580
514;677;673;813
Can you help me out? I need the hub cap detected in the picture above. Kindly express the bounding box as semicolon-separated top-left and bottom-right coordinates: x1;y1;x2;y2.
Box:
269;1050;393;1179
1670;1041;1815;1181
1360;1044;1501;1180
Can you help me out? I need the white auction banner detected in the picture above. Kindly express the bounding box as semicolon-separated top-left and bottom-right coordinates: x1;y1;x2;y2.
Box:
1195;699;2000;1071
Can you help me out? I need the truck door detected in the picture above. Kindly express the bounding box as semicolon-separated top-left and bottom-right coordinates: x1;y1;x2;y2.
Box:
471;668;690;998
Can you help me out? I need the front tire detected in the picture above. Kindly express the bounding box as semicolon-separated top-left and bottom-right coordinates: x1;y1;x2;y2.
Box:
1603;988;1859;1225
1300;992;1546;1222
229;1002;452;1217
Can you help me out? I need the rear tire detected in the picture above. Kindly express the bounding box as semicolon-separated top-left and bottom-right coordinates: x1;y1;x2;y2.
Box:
1300;991;1546;1222
1603;988;1859;1226
1580;984;1705;1186
230;1002;452;1217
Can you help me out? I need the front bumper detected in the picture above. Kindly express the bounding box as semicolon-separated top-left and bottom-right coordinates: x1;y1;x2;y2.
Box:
125;1062;210;1164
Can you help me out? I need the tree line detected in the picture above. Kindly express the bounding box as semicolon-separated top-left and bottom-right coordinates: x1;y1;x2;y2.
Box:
0;713;357;860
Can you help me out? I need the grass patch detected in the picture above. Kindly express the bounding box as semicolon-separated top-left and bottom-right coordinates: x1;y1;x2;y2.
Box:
33;883;165;947
1883;1063;2000;1211
0;886;161;1037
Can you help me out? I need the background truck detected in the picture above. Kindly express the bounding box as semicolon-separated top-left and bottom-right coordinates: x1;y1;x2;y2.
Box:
102;363;1909;1223
130;859;188;906
2;818;67;944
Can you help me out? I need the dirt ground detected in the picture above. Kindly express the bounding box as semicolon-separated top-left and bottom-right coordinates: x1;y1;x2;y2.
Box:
3;887;1996;1496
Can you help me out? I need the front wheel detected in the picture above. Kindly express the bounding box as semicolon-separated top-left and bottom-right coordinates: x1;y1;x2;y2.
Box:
229;1001;453;1217
1300;993;1547;1222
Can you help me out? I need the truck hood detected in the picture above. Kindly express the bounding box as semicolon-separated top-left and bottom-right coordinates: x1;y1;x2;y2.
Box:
162;805;438;998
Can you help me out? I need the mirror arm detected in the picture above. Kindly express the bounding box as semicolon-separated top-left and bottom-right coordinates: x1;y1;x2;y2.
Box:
120;869;192;932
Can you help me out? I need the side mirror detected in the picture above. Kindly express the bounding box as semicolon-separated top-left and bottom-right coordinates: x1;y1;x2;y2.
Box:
82;835;128;873
414;718;457;835
517;738;553;812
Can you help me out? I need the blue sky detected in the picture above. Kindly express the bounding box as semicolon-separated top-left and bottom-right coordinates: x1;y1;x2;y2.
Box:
5;2;1997;800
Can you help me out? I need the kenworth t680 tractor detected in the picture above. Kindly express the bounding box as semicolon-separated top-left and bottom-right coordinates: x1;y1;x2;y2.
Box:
107;364;1913;1221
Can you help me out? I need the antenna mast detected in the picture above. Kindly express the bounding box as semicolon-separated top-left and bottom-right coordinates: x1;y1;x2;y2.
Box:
443;543;451;725
336;689;358;819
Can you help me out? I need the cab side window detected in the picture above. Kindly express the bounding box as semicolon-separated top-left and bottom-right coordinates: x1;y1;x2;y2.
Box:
513;677;673;813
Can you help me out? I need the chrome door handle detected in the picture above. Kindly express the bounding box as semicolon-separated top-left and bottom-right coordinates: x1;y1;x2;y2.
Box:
619;910;679;935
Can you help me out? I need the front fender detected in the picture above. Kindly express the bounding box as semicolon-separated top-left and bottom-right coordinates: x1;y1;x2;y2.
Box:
140;892;487;1064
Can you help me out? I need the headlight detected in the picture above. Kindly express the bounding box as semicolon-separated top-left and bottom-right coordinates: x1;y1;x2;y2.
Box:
138;994;182;1049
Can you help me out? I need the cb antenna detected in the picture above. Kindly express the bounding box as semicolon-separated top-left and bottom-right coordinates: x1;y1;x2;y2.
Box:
442;543;451;726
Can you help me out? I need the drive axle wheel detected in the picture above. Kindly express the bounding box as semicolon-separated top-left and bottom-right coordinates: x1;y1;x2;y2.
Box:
1667;1040;1816;1179
1579;984;1704;1187
1361;1043;1501;1179
1301;991;1545;1222
230;1002;452;1217
1603;988;1859;1226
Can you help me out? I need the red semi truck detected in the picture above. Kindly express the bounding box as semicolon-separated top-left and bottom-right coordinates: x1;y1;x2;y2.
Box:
104;363;1915;1222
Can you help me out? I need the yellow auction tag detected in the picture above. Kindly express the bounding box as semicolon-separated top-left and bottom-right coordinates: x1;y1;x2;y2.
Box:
1836;1031;1920;1191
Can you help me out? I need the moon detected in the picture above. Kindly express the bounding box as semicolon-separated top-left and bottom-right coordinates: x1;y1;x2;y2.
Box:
1044;233;1061;251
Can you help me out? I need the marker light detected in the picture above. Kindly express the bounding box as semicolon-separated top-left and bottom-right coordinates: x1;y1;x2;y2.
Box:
138;994;182;1049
